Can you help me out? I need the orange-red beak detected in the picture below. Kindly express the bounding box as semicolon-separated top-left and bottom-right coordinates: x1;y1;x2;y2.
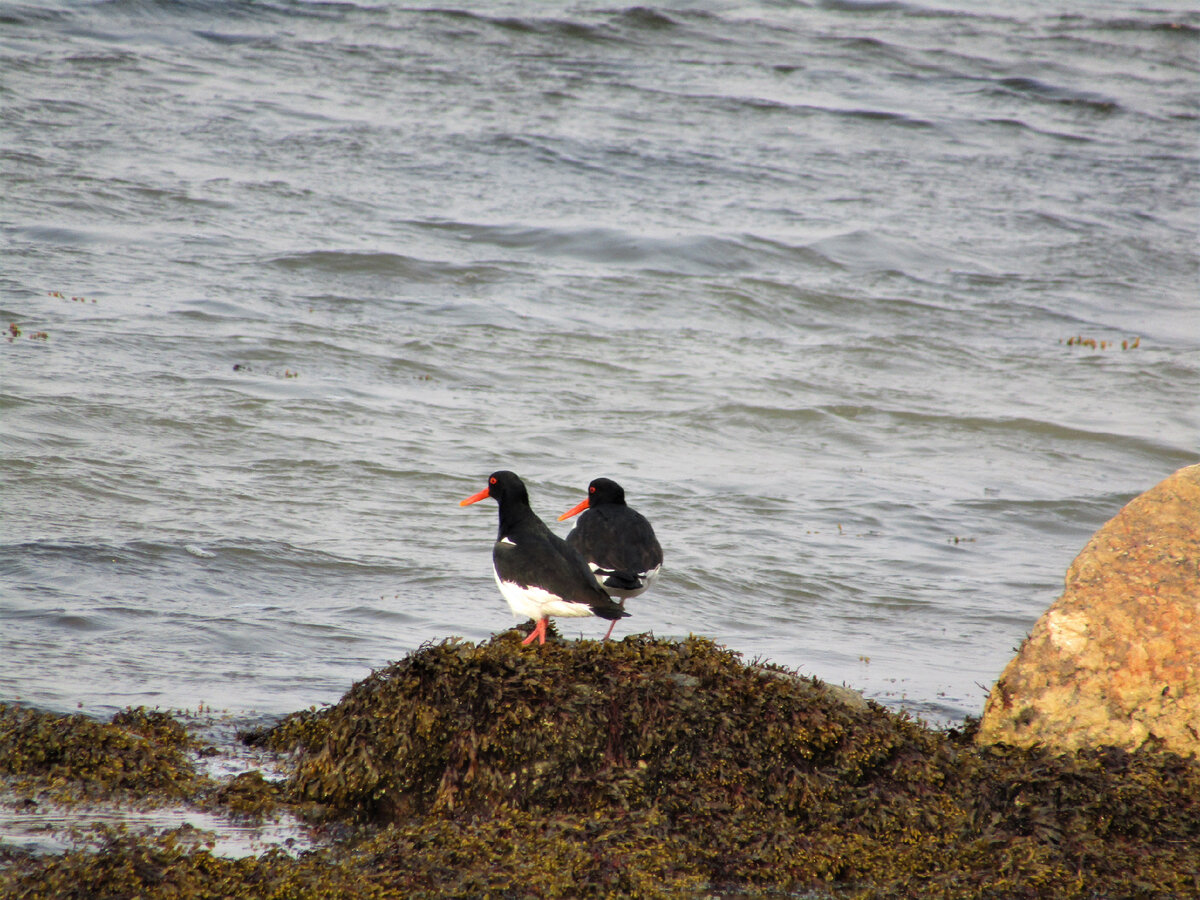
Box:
557;498;589;521
460;487;490;506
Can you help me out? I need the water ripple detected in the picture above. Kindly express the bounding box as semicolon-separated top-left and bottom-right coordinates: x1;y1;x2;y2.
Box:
1;0;1195;727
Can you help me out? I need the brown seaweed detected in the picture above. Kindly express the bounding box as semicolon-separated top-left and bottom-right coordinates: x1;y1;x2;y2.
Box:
2;635;1197;899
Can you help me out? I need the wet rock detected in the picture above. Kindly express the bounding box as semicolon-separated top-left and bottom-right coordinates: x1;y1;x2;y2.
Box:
978;463;1200;754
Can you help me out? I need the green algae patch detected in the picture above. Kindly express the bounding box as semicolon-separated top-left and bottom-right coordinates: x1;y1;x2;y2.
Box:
3;635;1199;898
0;704;197;803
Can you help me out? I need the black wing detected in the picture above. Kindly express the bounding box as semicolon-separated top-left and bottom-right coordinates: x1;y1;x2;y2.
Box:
567;506;663;576
494;524;628;620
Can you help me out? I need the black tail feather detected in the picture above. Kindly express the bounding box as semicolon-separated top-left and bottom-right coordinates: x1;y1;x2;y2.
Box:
599;569;644;592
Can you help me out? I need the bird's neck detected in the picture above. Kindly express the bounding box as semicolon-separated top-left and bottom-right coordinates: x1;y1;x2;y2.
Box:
497;502;538;540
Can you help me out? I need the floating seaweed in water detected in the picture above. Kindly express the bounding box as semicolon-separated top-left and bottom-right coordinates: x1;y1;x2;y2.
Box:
6;323;50;342
1062;335;1141;350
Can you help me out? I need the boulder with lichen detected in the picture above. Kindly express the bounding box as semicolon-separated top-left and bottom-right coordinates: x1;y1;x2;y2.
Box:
978;462;1200;754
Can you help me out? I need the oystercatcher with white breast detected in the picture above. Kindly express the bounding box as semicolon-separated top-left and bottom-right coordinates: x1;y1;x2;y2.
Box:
460;470;629;646
558;477;663;640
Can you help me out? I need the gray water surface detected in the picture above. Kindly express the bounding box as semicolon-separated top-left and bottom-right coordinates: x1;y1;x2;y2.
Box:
2;0;1197;726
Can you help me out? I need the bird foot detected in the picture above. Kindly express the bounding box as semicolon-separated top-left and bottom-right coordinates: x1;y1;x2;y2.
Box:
521;618;548;646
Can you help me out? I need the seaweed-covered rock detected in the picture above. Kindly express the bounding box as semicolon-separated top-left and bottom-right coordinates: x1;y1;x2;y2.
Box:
0;831;389;900
979;463;1200;754
273;634;932;826
110;706;191;748
4;637;1198;898
208;769;280;818
0;704;195;801
257;633;1199;897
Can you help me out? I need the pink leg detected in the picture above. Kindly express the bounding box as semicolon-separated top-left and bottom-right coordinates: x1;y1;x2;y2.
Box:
602;599;627;641
521;617;548;646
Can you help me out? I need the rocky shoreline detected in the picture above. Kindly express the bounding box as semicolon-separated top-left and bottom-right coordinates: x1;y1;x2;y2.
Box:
3;465;1198;898
1;629;1197;899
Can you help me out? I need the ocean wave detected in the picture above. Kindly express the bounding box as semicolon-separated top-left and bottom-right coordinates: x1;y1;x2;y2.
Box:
270;249;505;281
989;76;1121;113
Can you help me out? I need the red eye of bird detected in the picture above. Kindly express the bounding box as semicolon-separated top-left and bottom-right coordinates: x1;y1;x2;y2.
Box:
490;477;497;485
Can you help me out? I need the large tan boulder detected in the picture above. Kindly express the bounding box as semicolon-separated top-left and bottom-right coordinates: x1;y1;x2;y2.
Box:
977;463;1200;754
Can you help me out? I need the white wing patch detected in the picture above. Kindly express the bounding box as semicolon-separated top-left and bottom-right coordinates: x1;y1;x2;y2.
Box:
493;569;595;619
586;562;662;599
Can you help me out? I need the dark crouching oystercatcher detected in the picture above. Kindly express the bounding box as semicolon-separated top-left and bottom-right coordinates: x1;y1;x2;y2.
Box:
459;470;629;645
558;477;663;640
